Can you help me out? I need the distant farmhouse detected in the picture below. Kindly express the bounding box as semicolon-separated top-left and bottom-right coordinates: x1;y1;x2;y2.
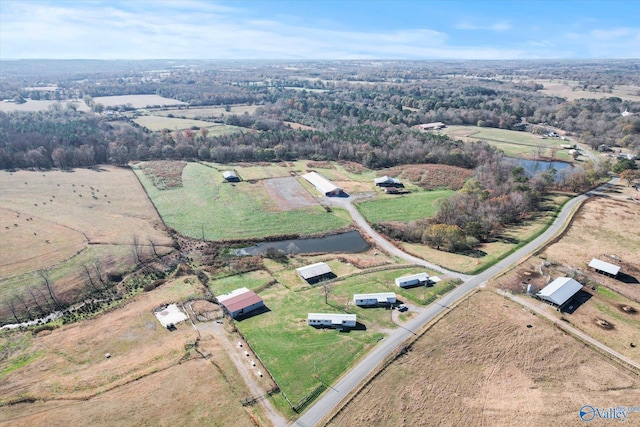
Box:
395;272;430;288
535;277;583;309
589;258;621;278
223;170;241;182
353;292;396;307
217;287;265;319
374;176;404;188
416;122;446;131
302;171;345;197
308;313;357;329
295;262;336;284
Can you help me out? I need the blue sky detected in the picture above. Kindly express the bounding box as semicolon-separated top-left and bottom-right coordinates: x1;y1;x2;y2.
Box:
1;0;639;60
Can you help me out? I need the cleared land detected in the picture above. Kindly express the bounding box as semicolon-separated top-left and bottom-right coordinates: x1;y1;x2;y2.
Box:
0;167;174;318
355;190;454;224
154;104;259;119
0;100;90;112
133;115;242;133
134;161;352;241
528;79;640;102
441;125;573;161
328;290;640;427
93;94;187;108
0;277;263;427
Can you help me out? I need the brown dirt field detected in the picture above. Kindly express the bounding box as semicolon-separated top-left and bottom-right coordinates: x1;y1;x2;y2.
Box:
328;291;640;427
0;277;262;427
138;160;187;190
0;166;175;312
384;164;473;190
263;177;318;211
540;184;640;302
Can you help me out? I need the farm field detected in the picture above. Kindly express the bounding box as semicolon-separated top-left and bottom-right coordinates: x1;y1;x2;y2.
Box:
0;277;263;427
0;166;174;320
355;190;454;224
0;99;90;112
134;161;352;241
441;125;573;161
93;94;187;108
491;183;640;360
154;104;259;119
528;79;640;102
328;290;640;427
132;115;242;133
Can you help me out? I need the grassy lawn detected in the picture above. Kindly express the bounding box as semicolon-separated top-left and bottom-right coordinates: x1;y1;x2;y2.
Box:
154;105;259;119
442;125;573;161
355;190;454;224
207;270;274;295
133;115;242;132
134;162;351;240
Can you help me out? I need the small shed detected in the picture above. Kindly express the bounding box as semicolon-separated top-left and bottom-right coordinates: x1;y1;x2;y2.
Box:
374;176;404;188
417;122;446;131
302;171;345;197
536;277;583;308
296;262;336;284
223;171;240;182
395;272;430;288
217;287;264;319
353;292;397;307
589;258;621;277
308;313;357;328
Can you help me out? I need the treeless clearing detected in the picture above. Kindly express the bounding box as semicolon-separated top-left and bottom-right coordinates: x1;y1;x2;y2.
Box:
93;94;187;108
0;278;262;427
0;100;90;112
0;167;174;317
284;121;317;131
328;291;640;427
529;79;640;102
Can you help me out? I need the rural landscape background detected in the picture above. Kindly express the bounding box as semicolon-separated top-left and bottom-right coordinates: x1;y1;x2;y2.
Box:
2;1;640;426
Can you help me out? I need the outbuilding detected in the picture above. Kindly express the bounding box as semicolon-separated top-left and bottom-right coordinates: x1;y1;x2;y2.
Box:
223;171;240;182
353;292;397;307
217;287;265;319
302;171;345;197
295;262;336;284
395;272;430;288
308;313;357;328
536;277;583;308
416;122;446;131
374;176;404;188
588;258;621;277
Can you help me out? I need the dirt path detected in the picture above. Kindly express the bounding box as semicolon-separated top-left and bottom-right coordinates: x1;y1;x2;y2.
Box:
196;321;288;427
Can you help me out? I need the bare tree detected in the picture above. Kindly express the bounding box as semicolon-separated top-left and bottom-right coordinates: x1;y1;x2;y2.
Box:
15;294;33;321
7;298;21;323
27;286;45;316
39;269;61;310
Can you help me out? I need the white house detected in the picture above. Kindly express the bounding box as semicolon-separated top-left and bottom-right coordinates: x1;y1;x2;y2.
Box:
353;292;397;306
395;273;430;288
307;313;357;328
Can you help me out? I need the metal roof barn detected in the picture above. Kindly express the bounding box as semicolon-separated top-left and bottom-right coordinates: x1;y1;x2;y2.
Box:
302;171;345;197
353;292;397;306
536;277;583;307
296;262;335;284
588;258;621;277
223;170;240;182
374;176;404;187
217;287;264;319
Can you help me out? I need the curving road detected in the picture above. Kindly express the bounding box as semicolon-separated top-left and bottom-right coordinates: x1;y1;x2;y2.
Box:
293;179;617;427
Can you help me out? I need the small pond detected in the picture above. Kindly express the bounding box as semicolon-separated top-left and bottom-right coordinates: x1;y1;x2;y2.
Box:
509;158;573;181
235;230;370;256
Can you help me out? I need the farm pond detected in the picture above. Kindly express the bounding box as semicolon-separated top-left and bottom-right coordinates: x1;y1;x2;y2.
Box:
508;158;573;180
235;230;370;255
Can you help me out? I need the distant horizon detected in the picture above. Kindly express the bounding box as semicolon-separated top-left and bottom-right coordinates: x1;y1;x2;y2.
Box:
1;0;639;61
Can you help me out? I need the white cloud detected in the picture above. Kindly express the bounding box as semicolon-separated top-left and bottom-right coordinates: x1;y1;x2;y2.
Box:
455;21;512;31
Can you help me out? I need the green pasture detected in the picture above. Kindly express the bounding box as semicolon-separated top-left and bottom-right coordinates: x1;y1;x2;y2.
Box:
207;270;274;295
133;115;242;133
442;126;572;161
355;190;454;224
134;162;351;241
154;105;259;119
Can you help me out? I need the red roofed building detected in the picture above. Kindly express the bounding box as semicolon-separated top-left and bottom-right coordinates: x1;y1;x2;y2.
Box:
217;287;265;319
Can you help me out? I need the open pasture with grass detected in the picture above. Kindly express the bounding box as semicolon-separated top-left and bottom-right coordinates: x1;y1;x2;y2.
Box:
329;290;640;427
381;163;473;190
355;190;454;224
134;162;351;241
0;100;90;113
133;115;241;133
94;94;187;108
528;79;640;102
0;277;261;427
442;125;573;161
154;104;259;119
0;166;174;318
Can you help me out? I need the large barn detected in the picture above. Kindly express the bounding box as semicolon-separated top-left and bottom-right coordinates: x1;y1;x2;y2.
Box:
308;313;357;328
353;292;397;307
536;277;583;308
296;262;336;284
374;176;404;188
217;287;265;319
302;171;345;197
589;258;621;278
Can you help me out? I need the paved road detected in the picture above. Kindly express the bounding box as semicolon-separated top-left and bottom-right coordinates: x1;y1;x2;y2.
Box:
293;180;615;427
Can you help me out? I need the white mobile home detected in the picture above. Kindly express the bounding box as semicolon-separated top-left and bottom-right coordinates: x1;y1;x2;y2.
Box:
353;292;397;307
307;313;357;328
395;273;430;288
